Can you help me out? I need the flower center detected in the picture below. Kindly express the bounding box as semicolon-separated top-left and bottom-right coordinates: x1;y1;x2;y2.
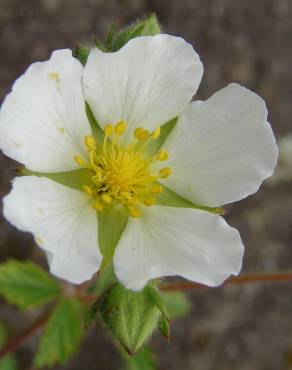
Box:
74;121;172;217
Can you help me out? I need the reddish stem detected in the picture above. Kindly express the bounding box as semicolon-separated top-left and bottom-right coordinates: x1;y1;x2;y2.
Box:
160;272;292;291
0;310;50;359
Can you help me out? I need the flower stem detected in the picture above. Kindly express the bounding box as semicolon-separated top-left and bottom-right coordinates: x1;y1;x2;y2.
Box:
160;271;292;291
0;310;51;359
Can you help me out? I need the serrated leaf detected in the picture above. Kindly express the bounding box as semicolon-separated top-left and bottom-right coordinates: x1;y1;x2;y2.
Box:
20;168;93;191
34;299;83;368
161;291;191;319
0;260;60;309
0;323;18;370
122;346;157;370
156;186;224;215
98;201;128;272
108;14;161;52
100;284;160;354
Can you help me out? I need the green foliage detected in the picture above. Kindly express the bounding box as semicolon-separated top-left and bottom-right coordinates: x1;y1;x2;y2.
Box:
0;324;18;370
156;186;224;215
98;201;129;272
122;346;157;370
161;291;191;319
107;14;161;52
34;299;83;368
21;167;93;192
0;260;60;309
99;284;161;354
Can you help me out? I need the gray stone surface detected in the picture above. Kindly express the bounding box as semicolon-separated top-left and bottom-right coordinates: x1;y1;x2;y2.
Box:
0;0;291;369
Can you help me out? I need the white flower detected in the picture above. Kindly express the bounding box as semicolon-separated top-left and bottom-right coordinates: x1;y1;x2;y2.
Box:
0;35;277;290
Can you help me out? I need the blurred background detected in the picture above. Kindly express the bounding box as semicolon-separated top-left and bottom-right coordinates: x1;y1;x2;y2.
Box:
0;0;292;369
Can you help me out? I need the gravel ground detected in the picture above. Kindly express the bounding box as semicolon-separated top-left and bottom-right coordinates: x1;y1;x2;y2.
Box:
0;1;291;369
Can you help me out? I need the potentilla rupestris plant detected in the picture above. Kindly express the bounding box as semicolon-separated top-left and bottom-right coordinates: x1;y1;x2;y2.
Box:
0;35;277;290
0;14;278;362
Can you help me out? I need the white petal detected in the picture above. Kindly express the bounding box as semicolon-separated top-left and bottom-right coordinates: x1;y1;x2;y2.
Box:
162;83;278;207
114;205;243;291
83;34;203;140
3;176;101;284
0;50;91;172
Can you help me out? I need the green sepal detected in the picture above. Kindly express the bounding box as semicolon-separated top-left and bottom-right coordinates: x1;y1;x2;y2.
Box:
90;263;116;295
99;283;160;354
85;102;105;146
156;185;224;215
161;291;191;319
158;315;170;340
145;117;178;156
0;323;18;370
107;14;161;52
73;45;91;65
121;346;157;370
98;201;129;272
0;260;61;309
20;167;93;192
34;298;83;368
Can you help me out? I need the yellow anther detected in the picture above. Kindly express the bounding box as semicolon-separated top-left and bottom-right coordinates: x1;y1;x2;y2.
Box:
74;155;86;166
129;207;142;218
156;149;169;161
92;200;104;212
134;128;149;141
101;193;112;204
104;124;114;136
115;120;127;135
84;135;96;150
143;197;156;206
152;127;161;140
159;167;172;179
83;185;94;196
151;184;163;195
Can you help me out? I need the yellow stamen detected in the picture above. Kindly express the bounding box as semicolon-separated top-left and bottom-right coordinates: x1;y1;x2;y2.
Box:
134;128;150;141
151;184;163;195
92;200;104;212
104;124;114;136
75;121;172;217
159;167;172;179
152;127;160;140
129;207;142;218
143;198;156;206
83;185;93;196
156;149;169;161
84;135;96;150
101;193;112;204
115;120;127;135
74;155;86;166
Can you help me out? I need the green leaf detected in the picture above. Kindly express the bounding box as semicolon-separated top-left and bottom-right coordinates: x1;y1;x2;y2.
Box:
108;14;161;52
100;283;160;354
122;346;157;370
85;102;105;146
0;323;18;370
158;316;170;339
145;117;178;156
157;186;224;215
0;260;61;309
34;299;83;367
98;201;128;272
161;291;191;319
20;167;93;192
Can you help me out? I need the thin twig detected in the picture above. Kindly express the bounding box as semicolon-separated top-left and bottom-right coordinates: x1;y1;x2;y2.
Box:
0;310;50;359
160;271;292;291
